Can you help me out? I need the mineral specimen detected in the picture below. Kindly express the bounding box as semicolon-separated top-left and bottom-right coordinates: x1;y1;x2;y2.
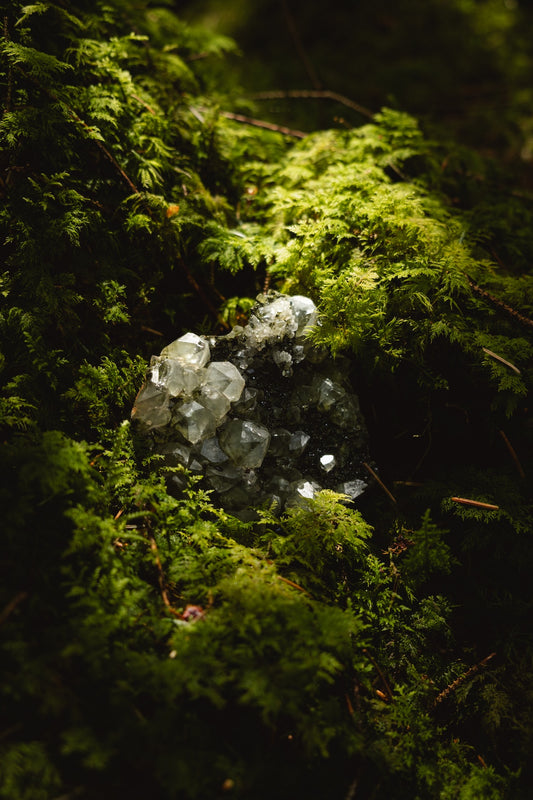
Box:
132;292;370;517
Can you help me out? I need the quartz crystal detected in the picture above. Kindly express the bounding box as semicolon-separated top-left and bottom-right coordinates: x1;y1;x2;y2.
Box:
160;332;210;368
132;291;371;516
204;361;245;402
132;382;171;429
175;400;216;444
319;454;336;472
219;420;271;469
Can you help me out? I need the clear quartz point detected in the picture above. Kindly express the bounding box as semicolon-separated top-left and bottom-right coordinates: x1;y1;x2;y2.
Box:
152;357;203;398
131;382;171;429
319;454;336;472
289;295;318;338
198;385;231;422
219;420;271;468
160;332;210;368
204;361;245;402
175;400;216;444
289;430;310;457
336;479;367;499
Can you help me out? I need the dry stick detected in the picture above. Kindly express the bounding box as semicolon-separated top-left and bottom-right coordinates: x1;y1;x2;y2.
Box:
469;277;533;331
253;89;374;120
280;0;322;90
363;647;393;701
433;652;496;707
499;430;526;478
451;497;499;510
0;591;28;627
219;110;307;139
147;529;181;617
482;347;521;375
363;462;397;505
277;575;310;595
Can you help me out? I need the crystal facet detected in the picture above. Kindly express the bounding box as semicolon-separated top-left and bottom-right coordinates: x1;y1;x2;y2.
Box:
160;332;210;368
204;361;245;402
319;454;336;472
175;400;216;444
219;420;271;468
132;382;171;429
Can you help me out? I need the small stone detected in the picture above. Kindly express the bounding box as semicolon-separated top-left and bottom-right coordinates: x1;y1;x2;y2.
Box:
319;454;336;472
204;361;245;402
268;428;292;457
219;419;271;468
160;332;210;368
175;400;216;444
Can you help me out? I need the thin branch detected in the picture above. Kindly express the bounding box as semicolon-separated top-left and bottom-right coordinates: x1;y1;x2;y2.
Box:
277;575;310;595
433;652;496;707
280;0;322;89
253;89;374;120
147;529;181;617
469;277;533;331
219;109;307;139
363;647;393;701
499;430;526;478
451;497;499;511
363;462;397;505
482;347;520;375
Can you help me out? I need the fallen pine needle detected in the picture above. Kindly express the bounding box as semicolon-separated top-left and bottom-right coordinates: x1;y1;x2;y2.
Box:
363;462;397;504
451;497;499;510
482;347;521;374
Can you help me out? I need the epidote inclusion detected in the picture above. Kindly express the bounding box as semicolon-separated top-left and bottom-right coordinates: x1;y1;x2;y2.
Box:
132;293;370;519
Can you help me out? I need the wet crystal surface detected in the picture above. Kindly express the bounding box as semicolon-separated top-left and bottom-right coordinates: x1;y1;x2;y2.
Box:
132;292;371;516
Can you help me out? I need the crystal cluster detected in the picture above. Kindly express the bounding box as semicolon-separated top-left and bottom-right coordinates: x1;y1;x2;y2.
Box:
132;293;370;517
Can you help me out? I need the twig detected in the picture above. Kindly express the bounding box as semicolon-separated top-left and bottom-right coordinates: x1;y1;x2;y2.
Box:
280;0;322;90
278;575;310;595
140;325;164;337
482;347;520;375
363;648;393;701
363;462;397;505
253;89;374;120
0;591;28;626
131;93;156;115
499;430;526;479
433;652;496;707
219;110;307;139
147;529;181;617
451;497;499;510
469;277;533;331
